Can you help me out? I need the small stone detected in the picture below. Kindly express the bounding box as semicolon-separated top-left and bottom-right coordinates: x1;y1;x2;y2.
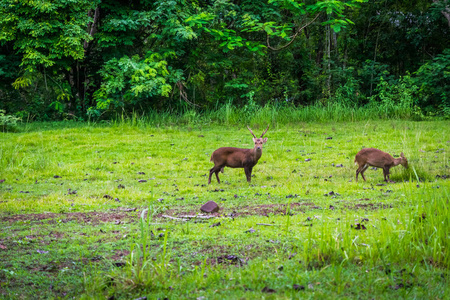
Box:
293;284;305;290
261;286;276;293
200;201;219;213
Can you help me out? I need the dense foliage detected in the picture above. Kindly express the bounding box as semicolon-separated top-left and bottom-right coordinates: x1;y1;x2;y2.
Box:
0;0;449;120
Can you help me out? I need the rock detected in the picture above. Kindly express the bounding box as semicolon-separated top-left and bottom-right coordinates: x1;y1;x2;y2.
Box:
200;201;219;213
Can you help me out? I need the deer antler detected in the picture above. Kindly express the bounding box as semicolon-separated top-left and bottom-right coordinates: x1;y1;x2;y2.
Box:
260;124;270;137
247;126;257;138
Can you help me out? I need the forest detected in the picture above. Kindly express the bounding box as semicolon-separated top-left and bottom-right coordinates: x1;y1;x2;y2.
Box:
1;0;450;122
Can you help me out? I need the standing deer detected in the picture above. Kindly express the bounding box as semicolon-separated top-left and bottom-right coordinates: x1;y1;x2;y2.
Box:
208;125;269;184
355;148;408;182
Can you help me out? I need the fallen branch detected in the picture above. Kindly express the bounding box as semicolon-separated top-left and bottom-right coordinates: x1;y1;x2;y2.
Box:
161;215;188;221
178;215;217;219
256;223;281;226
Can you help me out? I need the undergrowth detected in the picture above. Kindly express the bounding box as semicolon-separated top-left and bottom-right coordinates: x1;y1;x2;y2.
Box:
93;101;438;129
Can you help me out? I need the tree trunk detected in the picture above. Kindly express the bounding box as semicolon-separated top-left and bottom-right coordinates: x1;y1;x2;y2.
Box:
433;0;450;27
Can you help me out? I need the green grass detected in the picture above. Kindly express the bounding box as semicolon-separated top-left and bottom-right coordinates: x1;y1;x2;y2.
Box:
0;120;449;299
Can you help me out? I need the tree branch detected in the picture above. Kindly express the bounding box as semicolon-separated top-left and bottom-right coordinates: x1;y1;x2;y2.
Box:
267;13;321;51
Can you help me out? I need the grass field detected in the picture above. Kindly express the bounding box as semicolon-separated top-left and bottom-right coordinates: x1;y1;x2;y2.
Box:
0;120;449;299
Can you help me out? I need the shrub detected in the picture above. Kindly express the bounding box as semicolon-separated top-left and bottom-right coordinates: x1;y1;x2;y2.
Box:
368;75;418;118
0;109;21;132
414;48;450;118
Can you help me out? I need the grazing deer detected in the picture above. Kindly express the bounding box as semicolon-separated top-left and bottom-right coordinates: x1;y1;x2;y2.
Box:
208;125;269;184
355;148;408;182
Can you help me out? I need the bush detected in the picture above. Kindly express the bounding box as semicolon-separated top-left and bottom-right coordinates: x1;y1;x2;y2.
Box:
368;75;418;118
414;48;450;117
0;109;21;132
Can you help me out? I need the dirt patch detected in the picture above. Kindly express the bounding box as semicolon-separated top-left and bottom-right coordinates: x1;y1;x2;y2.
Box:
232;202;319;217
109;249;130;261
0;209;140;225
2;202;329;225
157;202;319;219
343;202;393;211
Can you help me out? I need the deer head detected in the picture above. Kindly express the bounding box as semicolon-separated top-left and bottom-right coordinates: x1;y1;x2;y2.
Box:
247;124;269;151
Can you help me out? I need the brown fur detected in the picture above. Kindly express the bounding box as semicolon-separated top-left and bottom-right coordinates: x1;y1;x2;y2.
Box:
208;125;269;184
354;148;408;182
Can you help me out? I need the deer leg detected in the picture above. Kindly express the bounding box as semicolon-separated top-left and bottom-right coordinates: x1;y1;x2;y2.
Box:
383;167;392;182
209;166;222;184
360;164;369;181
356;165;363;182
220;167;224;173
215;168;221;184
244;167;252;182
208;167;215;184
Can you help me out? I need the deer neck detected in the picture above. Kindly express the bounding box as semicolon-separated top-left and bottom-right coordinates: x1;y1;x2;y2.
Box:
393;158;402;166
251;147;263;161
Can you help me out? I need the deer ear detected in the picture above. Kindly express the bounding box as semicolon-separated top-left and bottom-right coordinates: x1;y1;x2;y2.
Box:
400;152;404;157
263;138;268;143
253;138;257;143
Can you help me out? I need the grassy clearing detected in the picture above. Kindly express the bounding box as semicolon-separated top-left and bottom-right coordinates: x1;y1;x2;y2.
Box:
0;120;449;299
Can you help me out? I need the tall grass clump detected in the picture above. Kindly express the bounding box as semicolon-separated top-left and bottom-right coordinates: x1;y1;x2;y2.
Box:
85;206;173;298
99;91;434;128
390;165;434;183
295;184;450;270
367;76;418;119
